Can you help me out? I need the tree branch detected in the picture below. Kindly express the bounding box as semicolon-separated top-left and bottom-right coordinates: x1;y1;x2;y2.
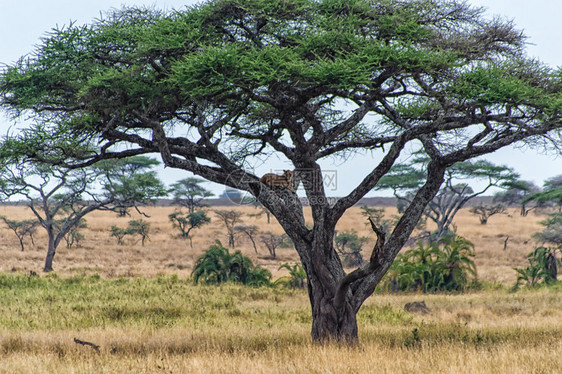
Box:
73;338;100;351
331;133;408;223
333;217;385;312
349;160;447;311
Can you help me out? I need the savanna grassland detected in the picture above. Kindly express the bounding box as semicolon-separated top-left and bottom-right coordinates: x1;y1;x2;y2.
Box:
0;204;561;373
0;205;547;282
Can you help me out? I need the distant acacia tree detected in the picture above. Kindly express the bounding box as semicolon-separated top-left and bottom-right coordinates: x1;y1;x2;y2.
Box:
493;179;541;216
359;206;397;236
214;210;244;247
170;177;214;213
3;0;562;343
524;187;562;213
543;175;562;191
0;162;116;271
128;219;151;246
335;231;369;267
169;210;211;247
110;219;152;246
110;225;129;245
260;232;284;259
376;156;518;238
235;224;260;253
96;156;168;217
469;204;506;225
0;216;38;251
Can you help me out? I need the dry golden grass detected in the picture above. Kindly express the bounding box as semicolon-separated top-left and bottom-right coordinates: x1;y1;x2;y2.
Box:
2;336;560;374
0;278;560;374
0;200;560;373
0;204;547;282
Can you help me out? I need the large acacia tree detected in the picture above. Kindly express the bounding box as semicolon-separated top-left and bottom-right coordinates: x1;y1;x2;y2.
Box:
2;0;562;343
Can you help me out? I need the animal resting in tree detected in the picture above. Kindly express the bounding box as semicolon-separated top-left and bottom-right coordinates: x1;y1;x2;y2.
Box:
260;170;295;191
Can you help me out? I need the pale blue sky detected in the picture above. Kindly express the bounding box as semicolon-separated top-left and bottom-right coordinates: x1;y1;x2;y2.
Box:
1;1;561;197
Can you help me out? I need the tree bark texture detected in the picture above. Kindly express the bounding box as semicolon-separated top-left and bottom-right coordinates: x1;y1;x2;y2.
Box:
43;229;56;272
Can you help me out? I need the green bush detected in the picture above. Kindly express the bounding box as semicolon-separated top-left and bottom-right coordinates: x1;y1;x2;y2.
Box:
274;263;307;289
514;246;561;288
382;235;477;292
192;241;272;286
335;230;368;267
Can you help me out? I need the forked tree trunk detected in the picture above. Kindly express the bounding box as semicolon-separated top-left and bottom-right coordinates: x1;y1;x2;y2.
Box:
265;186;388;344
295;223;384;344
299;229;388;343
43;222;67;272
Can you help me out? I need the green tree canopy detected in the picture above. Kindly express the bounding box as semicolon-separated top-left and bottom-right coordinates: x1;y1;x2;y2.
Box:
170;177;214;212
96;156;168;216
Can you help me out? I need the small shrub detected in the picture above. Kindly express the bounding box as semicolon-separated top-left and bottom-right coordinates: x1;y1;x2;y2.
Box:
128;219;150;246
514;246;561;288
335;230;368;267
382;235;477;292
192;241;271;286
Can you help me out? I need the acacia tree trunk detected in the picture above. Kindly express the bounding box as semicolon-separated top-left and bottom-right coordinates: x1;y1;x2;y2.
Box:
269;161;448;344
310;284;358;343
292;235;358;343
308;258;359;342
44;227;56;272
294;221;387;343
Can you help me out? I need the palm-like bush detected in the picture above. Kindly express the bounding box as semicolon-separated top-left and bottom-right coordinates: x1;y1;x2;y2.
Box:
514;246;560;288
383;236;477;292
192;241;271;286
274;263;307;289
246;266;274;287
440;236;477;288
